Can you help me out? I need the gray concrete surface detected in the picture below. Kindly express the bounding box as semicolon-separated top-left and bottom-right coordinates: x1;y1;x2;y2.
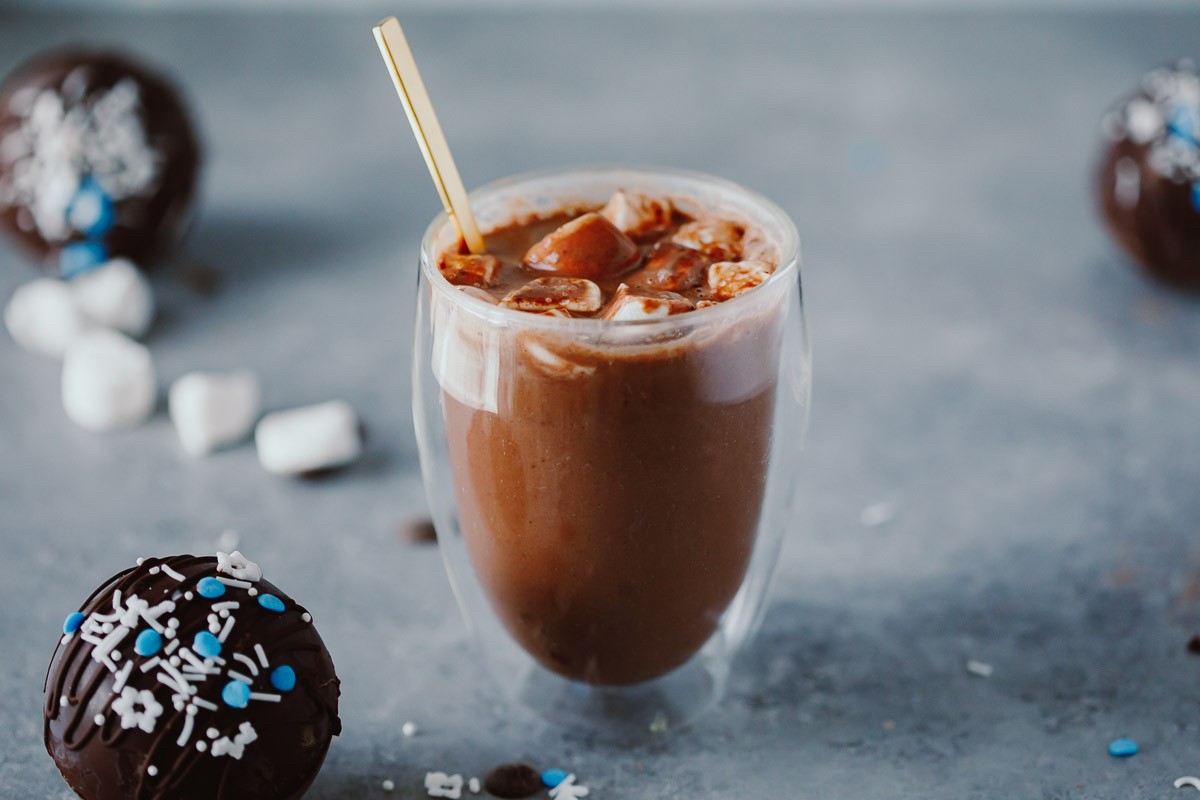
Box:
1;8;1199;799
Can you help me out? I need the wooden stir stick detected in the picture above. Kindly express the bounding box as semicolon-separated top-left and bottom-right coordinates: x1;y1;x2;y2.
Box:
372;16;486;254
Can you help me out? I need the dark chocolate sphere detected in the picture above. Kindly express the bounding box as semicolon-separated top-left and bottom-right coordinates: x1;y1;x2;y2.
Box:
0;49;202;275
1096;59;1200;292
44;553;340;800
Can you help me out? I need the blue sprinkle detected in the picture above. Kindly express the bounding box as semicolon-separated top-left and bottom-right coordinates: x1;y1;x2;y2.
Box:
1109;738;1138;757
196;577;226;599
222;680;251;708
134;629;162;657
59;240;108;279
1192;183;1200;213
257;594;285;613
63;612;85;635
270;665;296;692
192;631;222;658
1169;106;1200;144
66;177;115;239
541;769;568;788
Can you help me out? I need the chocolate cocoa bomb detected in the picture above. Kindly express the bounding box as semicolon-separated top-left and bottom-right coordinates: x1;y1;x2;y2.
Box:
0;49;202;274
44;553;340;800
1097;59;1200;291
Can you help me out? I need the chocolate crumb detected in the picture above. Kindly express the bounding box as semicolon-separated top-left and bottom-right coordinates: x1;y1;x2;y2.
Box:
484;763;542;798
1187;634;1200;655
398;517;437;544
176;262;223;296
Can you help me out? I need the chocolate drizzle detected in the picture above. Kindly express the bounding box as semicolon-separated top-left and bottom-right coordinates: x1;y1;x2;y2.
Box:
43;554;340;800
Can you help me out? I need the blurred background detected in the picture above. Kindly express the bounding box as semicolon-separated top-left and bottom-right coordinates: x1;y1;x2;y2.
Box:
1;1;1199;799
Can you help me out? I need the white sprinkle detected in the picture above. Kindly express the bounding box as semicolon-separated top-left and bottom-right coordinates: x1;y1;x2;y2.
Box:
216;577;251;589
219;610;230;619
147;765;158;777
168;618;180;629
212;601;240;612
207;727;219;739
169;656;182;666
184;592;194;601
218;616;236;643
233;653;260;675
140;657;160;674
227;670;255;685
161;564;186;582
468;777;480;794
382;779;395;792
402;721;418;737
149;566;160;575
248;692;281;703
254;644;269;668
859;501;898;528
195;740;207;752
112;660;134;692
136;558;145;565
248;588;258;597
301;612;311;623
186;705;198;716
1175;776;1200;791
111;651;122;662
164;639;179;655
59;696;68;707
94;714;105;726
191;698;218;711
966;659;994;678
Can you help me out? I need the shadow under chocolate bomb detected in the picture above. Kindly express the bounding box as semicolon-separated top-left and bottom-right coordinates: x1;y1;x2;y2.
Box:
44;554;340;800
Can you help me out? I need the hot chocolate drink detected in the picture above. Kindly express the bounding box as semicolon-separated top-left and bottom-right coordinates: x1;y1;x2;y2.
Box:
432;190;787;686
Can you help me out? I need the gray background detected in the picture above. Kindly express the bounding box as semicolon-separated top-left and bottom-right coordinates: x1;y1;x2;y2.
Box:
2;7;1200;799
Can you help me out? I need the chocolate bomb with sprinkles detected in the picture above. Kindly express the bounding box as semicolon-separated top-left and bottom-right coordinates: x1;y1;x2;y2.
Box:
43;552;340;800
0;49;202;274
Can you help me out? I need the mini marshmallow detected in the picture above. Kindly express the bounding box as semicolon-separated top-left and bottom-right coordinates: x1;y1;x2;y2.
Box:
70;258;155;338
627;241;710;292
440;254;501;288
255;401;362;475
522;213;641;280
61;329;157;432
602;284;693;321
600;190;673;238
672;218;746;261
4;278;88;358
168;370;262;457
503;277;601;315
707;260;775;300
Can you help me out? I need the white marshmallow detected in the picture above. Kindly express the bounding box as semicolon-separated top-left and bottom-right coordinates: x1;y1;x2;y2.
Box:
168;370;262;457
61;329;157;432
70;258;155;338
4;278;88;359
600;190;672;237
255;401;362;475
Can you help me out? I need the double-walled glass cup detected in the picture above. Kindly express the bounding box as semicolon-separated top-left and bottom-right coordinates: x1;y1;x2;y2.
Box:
413;167;809;733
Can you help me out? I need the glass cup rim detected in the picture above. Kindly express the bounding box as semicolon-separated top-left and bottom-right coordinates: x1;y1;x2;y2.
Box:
418;164;801;332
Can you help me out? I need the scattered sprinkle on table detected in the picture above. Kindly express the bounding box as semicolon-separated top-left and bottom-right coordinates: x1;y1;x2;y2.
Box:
402;721;418;737
381;778;395;792
1109;738;1138;757
548;773;590;799
542;768;568;788
1175;776;1200;791
649;711;669;734
965;659;993;678
468;776;480;793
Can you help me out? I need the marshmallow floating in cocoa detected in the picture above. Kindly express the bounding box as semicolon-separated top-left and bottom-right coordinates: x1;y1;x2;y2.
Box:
522;212;641;280
707;260;774;300
69;258;154;337
168;369;262;457
4;278;87;358
61;328;156;432
627;241;711;293
502;276;601;315
255;401;363;476
602;284;694;321
439;253;500;288
672;218;745;261
600;190;673;239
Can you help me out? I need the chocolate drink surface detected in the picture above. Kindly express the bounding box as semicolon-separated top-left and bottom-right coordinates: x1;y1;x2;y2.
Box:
437;195;786;685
